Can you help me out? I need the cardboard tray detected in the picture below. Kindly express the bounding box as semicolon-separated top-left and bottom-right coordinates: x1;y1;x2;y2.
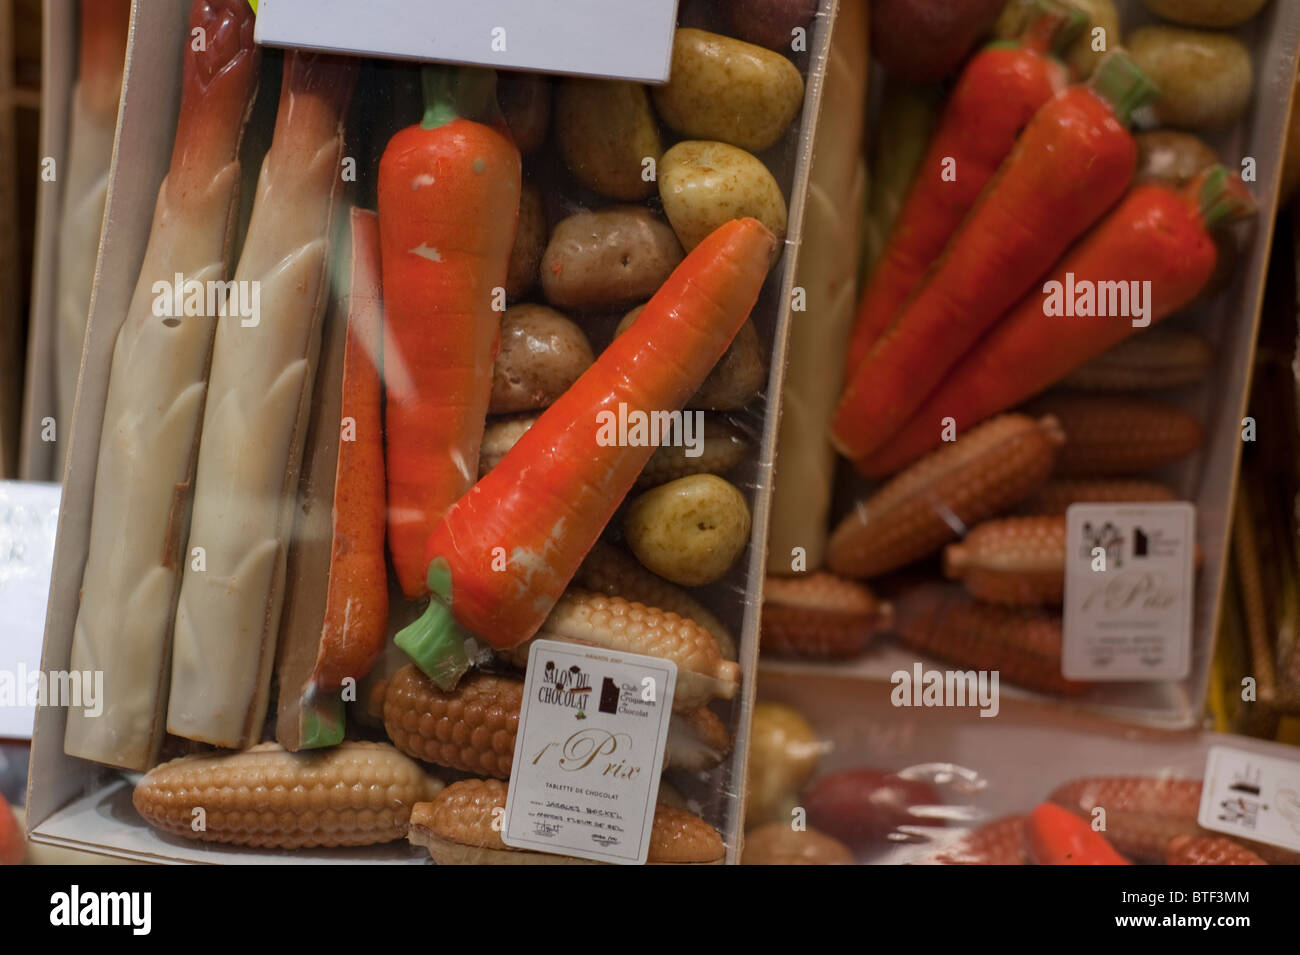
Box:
26;0;840;864
763;0;1300;730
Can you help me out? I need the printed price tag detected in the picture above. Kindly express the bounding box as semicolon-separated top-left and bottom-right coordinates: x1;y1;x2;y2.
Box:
0;481;61;739
503;639;676;865
1062;502;1195;681
1198;746;1300;853
254;0;681;83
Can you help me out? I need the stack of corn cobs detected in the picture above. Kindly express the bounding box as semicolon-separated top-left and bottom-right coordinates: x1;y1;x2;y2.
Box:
761;0;1260;700
126;0;818;862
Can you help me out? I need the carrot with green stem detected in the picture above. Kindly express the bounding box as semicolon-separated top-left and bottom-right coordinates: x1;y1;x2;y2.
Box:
379;66;522;599
397;218;776;688
282;209;390;750
845;0;1079;373
858;165;1253;477
832;51;1157;462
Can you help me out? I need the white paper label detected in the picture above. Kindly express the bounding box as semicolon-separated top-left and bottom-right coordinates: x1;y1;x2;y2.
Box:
1198;746;1300;852
0;481;61;739
255;0;681;83
503;639;676;864
1062;502;1195;681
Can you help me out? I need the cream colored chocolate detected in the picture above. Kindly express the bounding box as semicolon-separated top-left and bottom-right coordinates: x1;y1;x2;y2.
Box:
768;0;870;574
408;779;725;864
54;60;125;465
576;541;736;659
504;590;740;709
133;741;442;848
169;54;355;748
65;4;259;771
665;706;732;771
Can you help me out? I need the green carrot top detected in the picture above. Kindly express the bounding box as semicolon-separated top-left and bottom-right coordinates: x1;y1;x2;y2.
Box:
1195;164;1256;228
421;64;500;130
1088;50;1160;126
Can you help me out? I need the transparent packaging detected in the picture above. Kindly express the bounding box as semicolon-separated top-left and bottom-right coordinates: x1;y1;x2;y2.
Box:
27;0;838;864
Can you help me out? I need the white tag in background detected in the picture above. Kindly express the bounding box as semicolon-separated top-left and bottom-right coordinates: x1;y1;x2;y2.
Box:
1062;502;1195;681
1198;746;1300;853
503;639;676;865
0;481;61;740
255;0;682;84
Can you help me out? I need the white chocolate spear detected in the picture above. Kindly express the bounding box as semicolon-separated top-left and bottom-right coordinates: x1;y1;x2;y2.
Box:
65;0;260;771
53;0;131;470
168;51;357;749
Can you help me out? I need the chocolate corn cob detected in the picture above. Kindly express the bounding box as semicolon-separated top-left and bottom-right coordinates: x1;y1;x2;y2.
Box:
1167;834;1268;865
505;590;740;709
895;585;1087;696
944;516;1066;606
379;664;731;777
576;541;735;660
132;741;442;848
1061;328;1213;391
408;778;725;864
827;414;1064;579
1017;478;1177;516
1029;394;1203;477
761;572;892;657
382;667;521;778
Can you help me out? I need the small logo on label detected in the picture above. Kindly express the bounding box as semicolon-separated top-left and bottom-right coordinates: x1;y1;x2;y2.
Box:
538;660;592;718
599;677;620;715
1081;520;1124;568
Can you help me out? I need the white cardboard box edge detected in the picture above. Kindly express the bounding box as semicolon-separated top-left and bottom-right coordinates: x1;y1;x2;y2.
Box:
27;0;185;836
255;0;682;84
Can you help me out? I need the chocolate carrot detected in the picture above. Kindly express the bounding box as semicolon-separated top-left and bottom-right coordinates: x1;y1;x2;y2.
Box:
832;52;1155;461
379;66;522;599
858;166;1253;476
397;218;775;688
